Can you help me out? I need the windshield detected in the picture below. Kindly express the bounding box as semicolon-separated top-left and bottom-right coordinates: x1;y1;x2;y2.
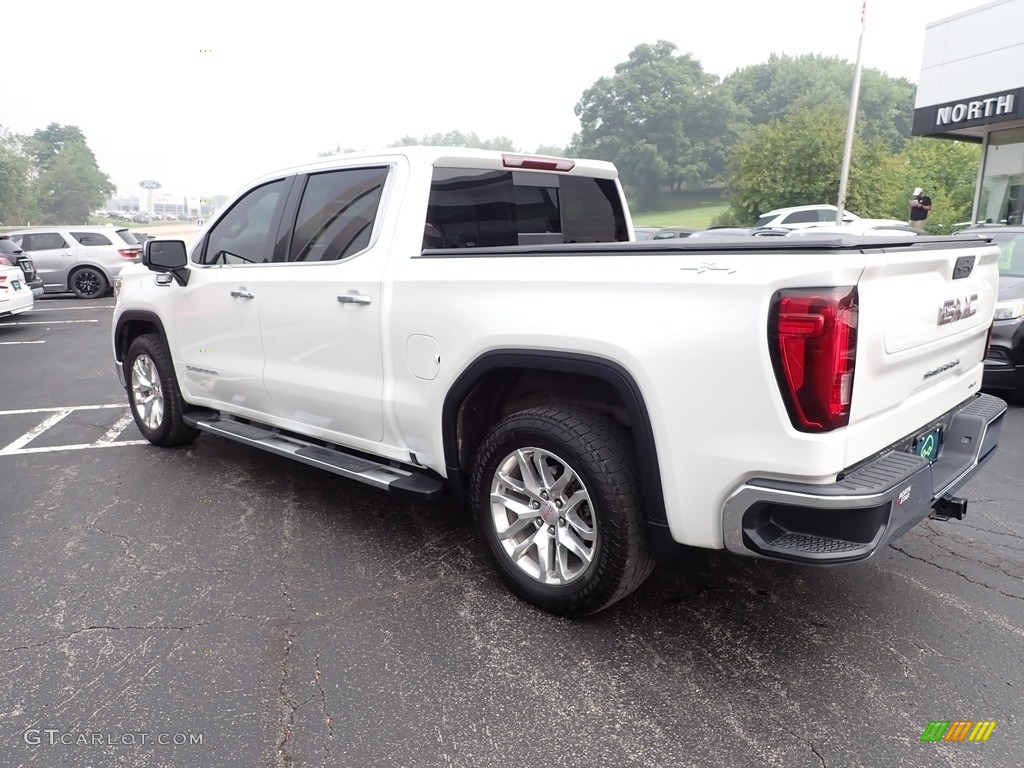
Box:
986;233;1024;277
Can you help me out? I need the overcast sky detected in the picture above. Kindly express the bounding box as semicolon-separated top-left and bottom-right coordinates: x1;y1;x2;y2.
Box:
1;0;987;200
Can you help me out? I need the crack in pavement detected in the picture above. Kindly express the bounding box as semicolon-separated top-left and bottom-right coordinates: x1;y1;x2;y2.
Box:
962;523;1024;544
919;535;1024;579
314;652;334;768
779;723;827;768
274;490;299;768
87;519;158;575
908;638;1016;689
0;616;261;654
920;520;1024;547
891;545;1024;601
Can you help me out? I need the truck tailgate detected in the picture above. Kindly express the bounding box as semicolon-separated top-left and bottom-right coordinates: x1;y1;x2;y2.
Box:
846;238;1001;466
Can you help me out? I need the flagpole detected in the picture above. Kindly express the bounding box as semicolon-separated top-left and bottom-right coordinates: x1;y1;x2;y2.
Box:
836;0;867;225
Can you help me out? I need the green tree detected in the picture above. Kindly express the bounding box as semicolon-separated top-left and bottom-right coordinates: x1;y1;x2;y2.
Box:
570;41;743;206
26;123;114;224
726;105;897;223
883;138;981;233
26;123;90;173
0;128;32;225
722;54;916;153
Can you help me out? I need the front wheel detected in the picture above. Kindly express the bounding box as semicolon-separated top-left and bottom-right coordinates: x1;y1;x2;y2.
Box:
125;334;200;447
470;406;654;617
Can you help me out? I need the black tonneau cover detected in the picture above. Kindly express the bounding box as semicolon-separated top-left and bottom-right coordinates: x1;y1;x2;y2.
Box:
419;235;991;257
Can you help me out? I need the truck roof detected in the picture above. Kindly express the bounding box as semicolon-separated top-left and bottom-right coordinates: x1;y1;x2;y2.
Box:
245;146;620;189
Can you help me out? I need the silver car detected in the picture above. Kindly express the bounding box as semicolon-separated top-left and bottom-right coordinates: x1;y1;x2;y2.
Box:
6;226;142;298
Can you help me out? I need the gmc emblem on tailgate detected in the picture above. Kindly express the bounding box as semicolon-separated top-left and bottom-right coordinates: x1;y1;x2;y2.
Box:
937;293;978;326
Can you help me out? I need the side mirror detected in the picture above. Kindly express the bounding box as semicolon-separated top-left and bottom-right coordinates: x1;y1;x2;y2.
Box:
144;239;190;286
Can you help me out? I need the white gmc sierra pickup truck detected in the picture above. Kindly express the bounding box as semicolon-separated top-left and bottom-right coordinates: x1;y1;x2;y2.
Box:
112;146;1007;616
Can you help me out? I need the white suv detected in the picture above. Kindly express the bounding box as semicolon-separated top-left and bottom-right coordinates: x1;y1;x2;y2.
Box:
6;226;142;298
754;204;904;230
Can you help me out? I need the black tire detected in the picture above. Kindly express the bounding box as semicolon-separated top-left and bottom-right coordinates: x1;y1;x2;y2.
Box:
470;406;654;617
69;267;109;299
124;333;200;447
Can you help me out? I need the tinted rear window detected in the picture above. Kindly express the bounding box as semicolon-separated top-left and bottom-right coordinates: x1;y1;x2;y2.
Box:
116;230;140;245
781;210;819;224
0;238;21;255
72;232;113;246
425;168;627;249
427;169;516;248
559;176;628;243
21;232;68;250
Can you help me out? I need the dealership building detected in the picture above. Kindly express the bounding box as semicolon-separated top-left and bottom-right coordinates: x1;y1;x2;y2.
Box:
913;0;1024;224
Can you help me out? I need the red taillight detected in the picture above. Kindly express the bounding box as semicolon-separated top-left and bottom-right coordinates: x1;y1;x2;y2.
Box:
501;153;575;172
118;249;140;259
0;274;8;290
0;256;12;267
769;287;858;432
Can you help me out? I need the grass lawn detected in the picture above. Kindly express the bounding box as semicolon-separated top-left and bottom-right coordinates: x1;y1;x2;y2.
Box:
628;188;732;229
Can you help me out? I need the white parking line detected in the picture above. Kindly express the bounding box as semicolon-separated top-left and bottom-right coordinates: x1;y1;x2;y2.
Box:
0;405;125;415
0;340;46;345
0;404;146;456
1;408;75;454
5;319;99;325
97;410;136;444
29;305;115;312
8;439;149;455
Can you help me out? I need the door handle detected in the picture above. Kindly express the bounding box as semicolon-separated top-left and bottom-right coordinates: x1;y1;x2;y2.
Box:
231;289;254;299
337;294;372;305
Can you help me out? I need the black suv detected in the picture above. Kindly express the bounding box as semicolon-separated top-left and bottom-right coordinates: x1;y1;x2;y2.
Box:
956;225;1024;399
0;236;43;298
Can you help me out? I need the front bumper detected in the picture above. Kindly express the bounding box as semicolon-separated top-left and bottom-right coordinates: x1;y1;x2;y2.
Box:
722;393;1006;564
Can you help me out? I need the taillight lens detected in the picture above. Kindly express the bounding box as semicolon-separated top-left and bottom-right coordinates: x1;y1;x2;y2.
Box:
0;256;11;266
769;287;858;432
118;249;140;259
0;274;8;290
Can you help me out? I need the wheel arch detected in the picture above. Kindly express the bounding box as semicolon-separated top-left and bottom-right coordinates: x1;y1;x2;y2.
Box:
114;310;170;367
441;350;667;526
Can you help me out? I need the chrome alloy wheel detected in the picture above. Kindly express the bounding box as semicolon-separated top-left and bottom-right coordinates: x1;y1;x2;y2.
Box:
131;353;165;430
489;447;598;585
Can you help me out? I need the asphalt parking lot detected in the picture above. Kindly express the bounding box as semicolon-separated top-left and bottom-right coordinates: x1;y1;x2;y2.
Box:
1;295;1022;768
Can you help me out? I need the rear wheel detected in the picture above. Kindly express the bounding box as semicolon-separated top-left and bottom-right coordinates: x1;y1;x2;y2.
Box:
69;267;108;299
125;334;199;447
470;406;654;617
